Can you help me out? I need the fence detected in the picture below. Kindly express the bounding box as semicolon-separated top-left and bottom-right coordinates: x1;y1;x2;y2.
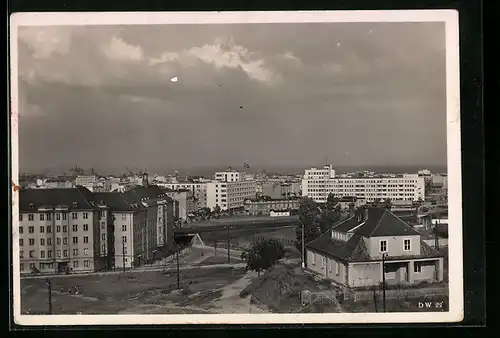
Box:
349;285;448;302
423;239;449;248
301;289;340;306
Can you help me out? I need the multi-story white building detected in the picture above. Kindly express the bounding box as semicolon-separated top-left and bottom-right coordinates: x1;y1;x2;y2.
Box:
162;189;196;221
160;182;207;210
75;175;97;192
301;165;425;203
207;170;256;211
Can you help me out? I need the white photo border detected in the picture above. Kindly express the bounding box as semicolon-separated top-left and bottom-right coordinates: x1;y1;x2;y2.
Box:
9;9;463;325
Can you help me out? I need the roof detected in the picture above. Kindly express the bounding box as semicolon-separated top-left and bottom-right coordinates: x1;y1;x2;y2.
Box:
122;185;171;204
354;208;420;237
92;192;134;212
19;186;96;212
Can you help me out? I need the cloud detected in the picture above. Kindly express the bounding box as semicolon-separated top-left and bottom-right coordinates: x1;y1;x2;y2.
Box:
103;37;144;62
18;27;72;59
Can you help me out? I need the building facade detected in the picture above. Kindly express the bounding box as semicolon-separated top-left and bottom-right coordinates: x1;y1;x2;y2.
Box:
163;189;196;221
207;179;256;211
305;207;444;288
18;187;104;274
243;197;300;216
302;165;425;203
160;182;207;210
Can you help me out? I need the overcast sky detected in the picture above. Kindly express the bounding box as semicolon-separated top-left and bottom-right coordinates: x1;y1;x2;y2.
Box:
16;22;447;174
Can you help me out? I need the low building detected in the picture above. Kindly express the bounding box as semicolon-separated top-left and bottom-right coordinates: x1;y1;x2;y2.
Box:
305;207;444;288
243;197;300;216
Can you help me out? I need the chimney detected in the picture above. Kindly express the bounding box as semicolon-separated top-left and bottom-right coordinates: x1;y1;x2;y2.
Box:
142;172;149;188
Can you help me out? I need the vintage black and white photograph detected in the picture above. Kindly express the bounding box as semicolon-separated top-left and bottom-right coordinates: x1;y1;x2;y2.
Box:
10;11;462;325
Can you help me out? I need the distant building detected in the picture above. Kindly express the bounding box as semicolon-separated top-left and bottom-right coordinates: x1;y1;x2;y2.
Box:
207;169;256;211
44;178;74;189
301;164;425;203
243;197;300;216
159;182;207;210
305;207;444;288
75;175;97;192
215;168;244;182
162;188;196;221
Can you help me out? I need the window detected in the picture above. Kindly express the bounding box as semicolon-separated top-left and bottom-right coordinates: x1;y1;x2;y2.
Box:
122;236;127;243
379;240;388;253
404;239;411;251
335;262;340;276
29;250;35;258
83;236;89;243
28;214;34;221
73;260;79;268
56;226;61;232
101;244;106;254
30;263;35;270
63;225;68;233
48;250;52;258
122;214;127;220
47;238;52;245
414;262;422;273
72;225;78;232
83;212;88;219
19;226;23;234
40;238;45;246
72;237;78;244
40;226;45;233
73;248;78;256
56;250;61;257
62;213;67;220
122;225;127;232
63;250;68;257
84;248;89;256
123;247;128;255
46;213;52;221
19;214;23;221
20;251;24;258
40;214;45;221
102;234;106;241
56;213;61;220
100;210;106;217
29;238;34;246
19;238;24;247
47;226;52;233
72;213;78;220
20;263;24;271
83;224;88;231
29;226;34;233
311;252;316;265
40;251;45;258
84;260;90;268
57;238;61;245
63;237;68;245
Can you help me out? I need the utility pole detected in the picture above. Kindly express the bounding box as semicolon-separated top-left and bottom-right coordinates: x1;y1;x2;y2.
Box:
382;253;387;313
176;244;180;289
227;226;231;264
301;221;305;269
122;239;126;273
46;278;52;315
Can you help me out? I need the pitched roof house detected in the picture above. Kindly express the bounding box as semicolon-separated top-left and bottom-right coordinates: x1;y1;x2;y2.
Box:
305;207;444;288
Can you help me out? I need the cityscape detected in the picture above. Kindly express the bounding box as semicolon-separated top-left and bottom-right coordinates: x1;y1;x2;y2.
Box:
14;18;451;317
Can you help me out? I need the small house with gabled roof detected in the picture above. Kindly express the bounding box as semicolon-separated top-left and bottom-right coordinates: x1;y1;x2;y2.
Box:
305;207;444;288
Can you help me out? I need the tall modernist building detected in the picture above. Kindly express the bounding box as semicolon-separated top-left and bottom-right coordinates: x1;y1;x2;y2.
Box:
207;169;256;211
18;174;175;275
301;165;425;204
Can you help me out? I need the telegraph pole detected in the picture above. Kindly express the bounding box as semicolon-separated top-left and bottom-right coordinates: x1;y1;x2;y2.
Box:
122;239;126;273
382;253;387;313
176;244;180;289
301;221;305;269
46;278;52;315
227;226;231;264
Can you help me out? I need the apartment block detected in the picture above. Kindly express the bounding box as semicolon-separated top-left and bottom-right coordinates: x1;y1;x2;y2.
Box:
207;170;256;211
301;165;425;203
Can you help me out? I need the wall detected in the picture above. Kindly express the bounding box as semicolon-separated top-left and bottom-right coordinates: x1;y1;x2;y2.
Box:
366;235;421;259
349;262;382;287
413;259;439;281
306;250;348;285
113;212;134;269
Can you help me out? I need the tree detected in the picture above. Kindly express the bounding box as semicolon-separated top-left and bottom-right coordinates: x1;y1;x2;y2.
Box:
295;197;322;258
241;238;285;276
214;205;222;214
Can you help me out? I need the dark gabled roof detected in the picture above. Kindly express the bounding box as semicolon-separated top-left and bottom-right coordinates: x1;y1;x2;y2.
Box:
354;208;420;237
122;185;165;204
92;192;134;212
332;216;361;233
19;186;96;212
306;233;371;263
